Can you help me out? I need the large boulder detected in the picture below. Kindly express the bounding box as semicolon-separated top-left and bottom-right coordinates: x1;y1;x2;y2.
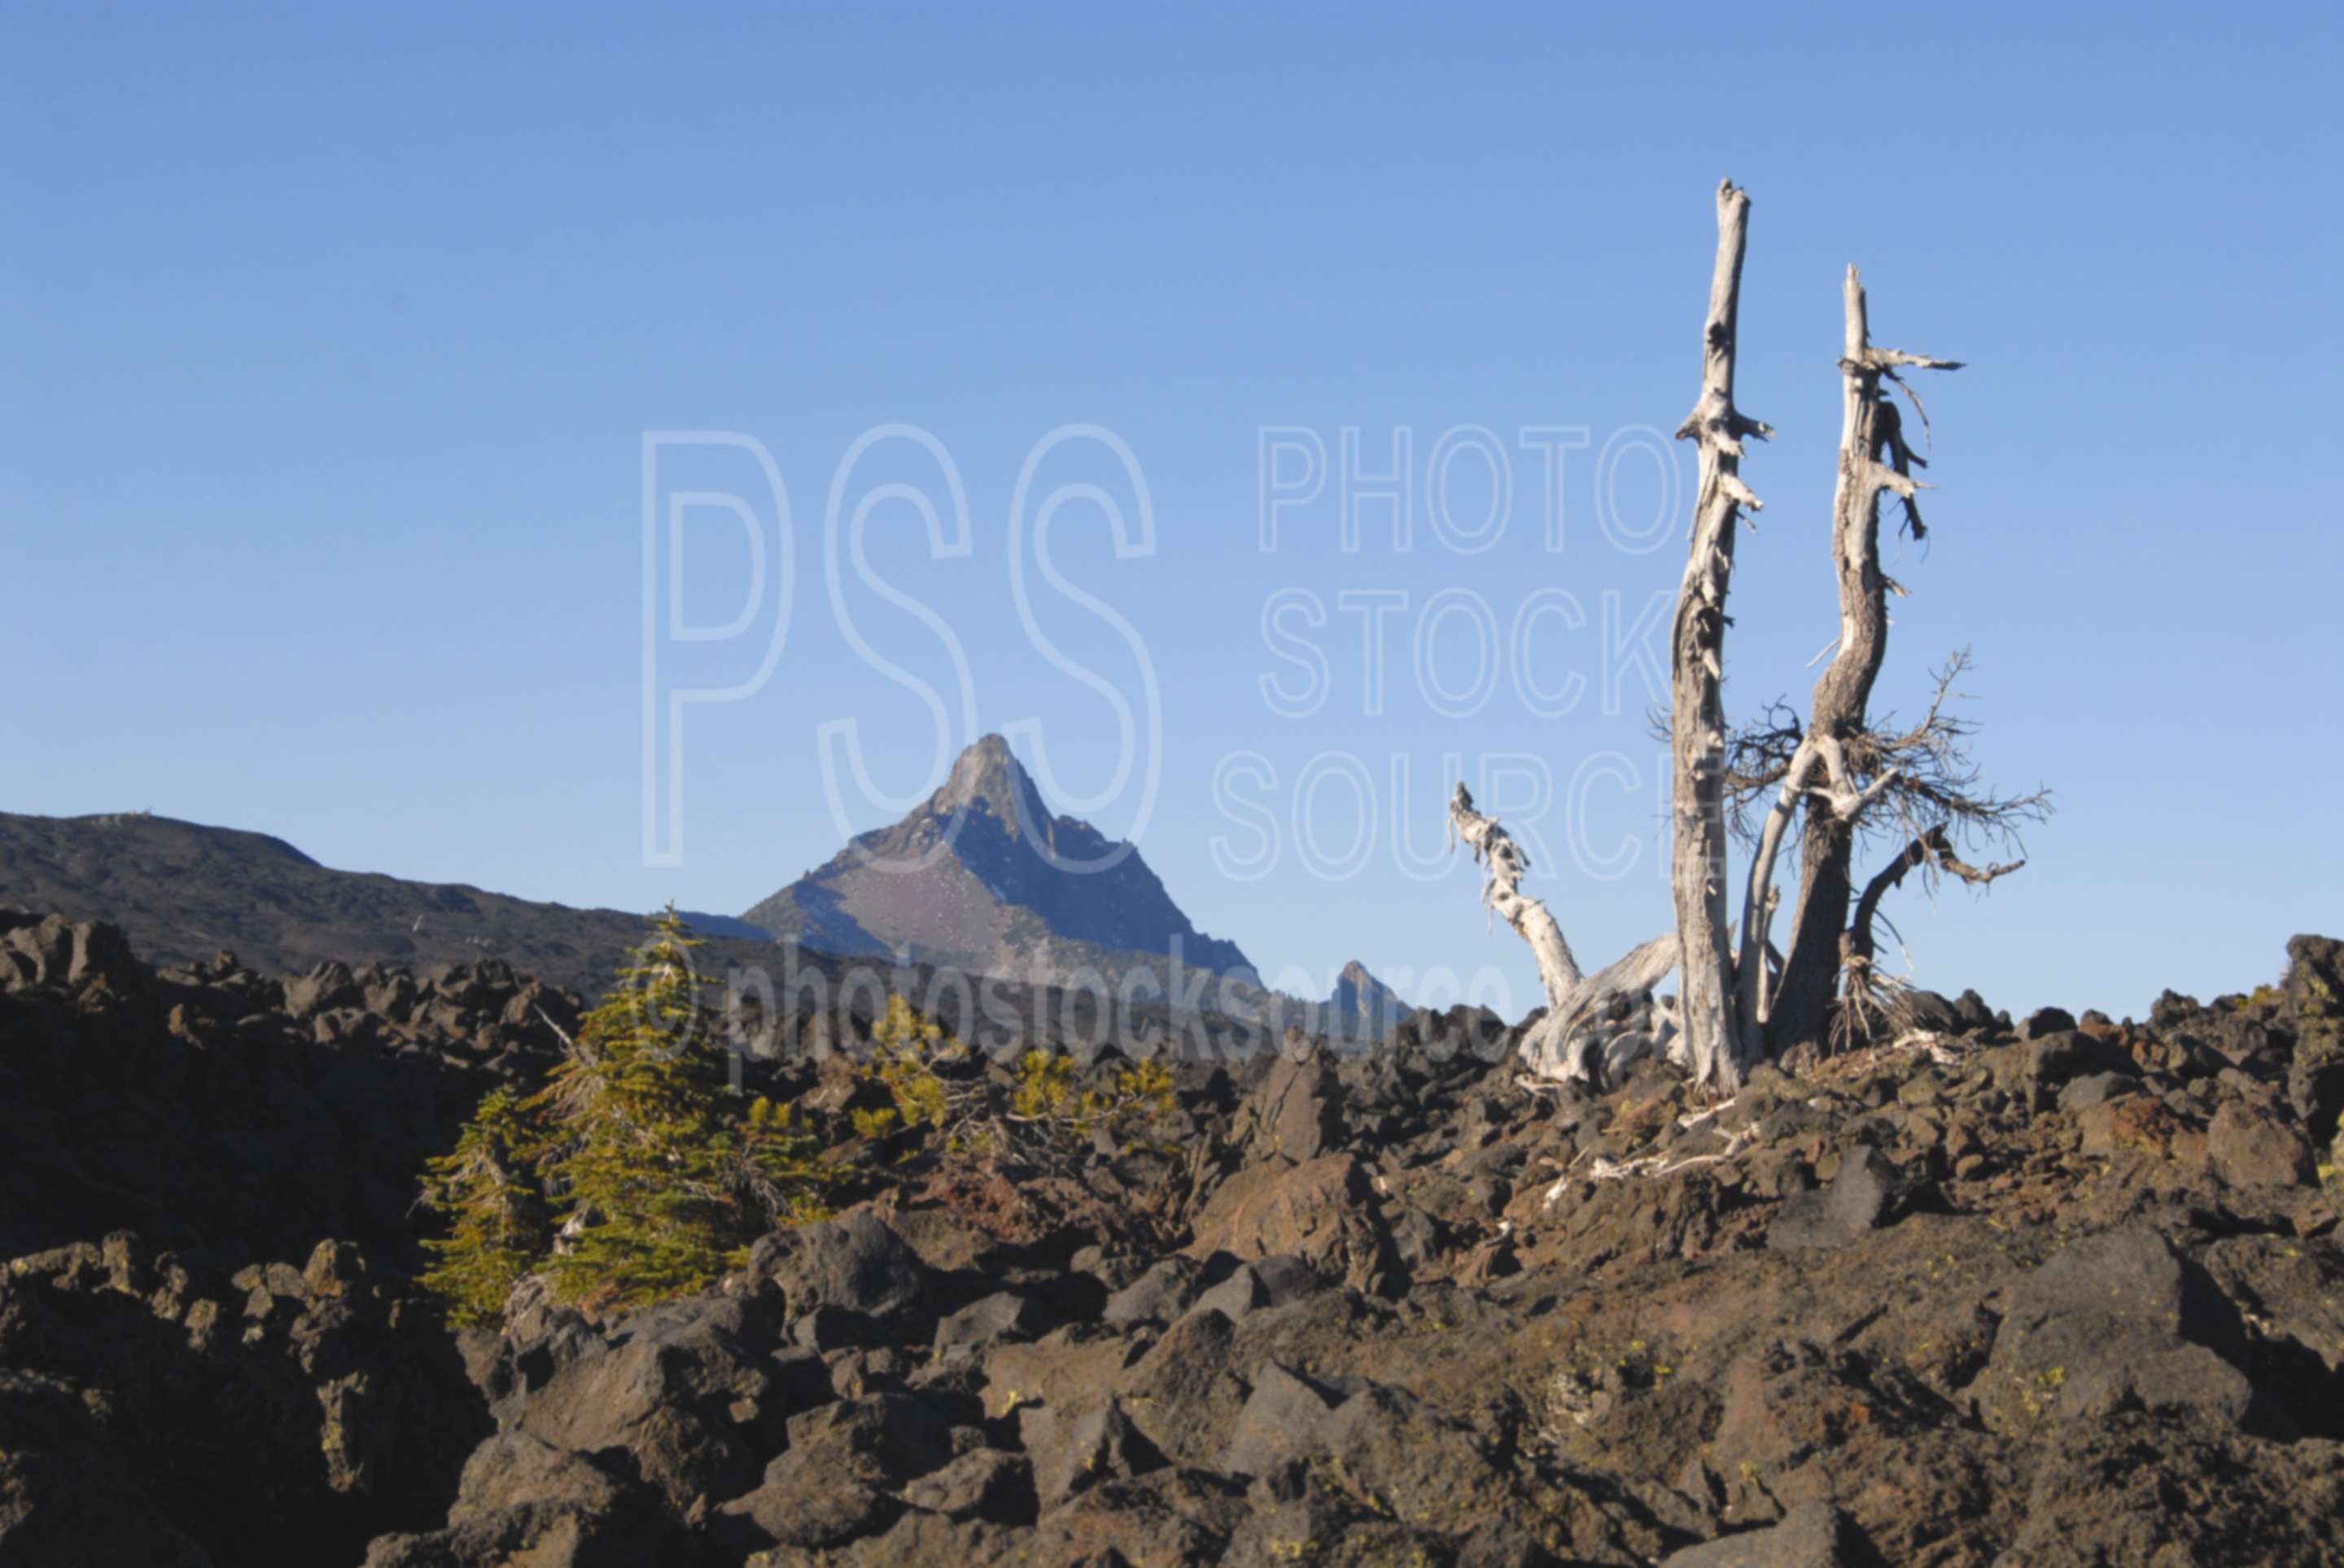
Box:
1186;1155;1398;1292
741;1212;935;1334
2207;1099;2315;1189
897;1448;1036;1526
1217;1360;1349;1476
1184;1254;1322;1324
1766;1148;1904;1252
934;1291;1057;1354
2285;935;2344;1143
2022;1030;2136;1104
508;1295;798;1516
1017;1395;1161;1508
2017;1006;2079;1042
1978;1225;2250;1436
1100;1256;1204;1328
1998;1414;2344;1566
1231;1042;1346;1163
361;1434;684;1568
1110;1308;1250;1467
713;1393;956;1552
283;959;366;1020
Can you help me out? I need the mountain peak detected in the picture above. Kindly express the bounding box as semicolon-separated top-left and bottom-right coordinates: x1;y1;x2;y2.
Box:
1328;959;1406;1042
743;734;1255;985
932;732;1046;828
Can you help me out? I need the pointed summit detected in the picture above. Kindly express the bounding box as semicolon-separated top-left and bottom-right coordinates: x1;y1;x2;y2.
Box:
931;732;1050;836
742;732;1253;984
1327;959;1406;1042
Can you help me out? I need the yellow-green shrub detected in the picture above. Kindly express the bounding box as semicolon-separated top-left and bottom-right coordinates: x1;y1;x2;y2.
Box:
418;908;828;1323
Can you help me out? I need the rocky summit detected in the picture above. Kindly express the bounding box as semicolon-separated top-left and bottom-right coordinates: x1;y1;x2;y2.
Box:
3;906;2343;1566
744;733;1258;984
743;733;1399;1041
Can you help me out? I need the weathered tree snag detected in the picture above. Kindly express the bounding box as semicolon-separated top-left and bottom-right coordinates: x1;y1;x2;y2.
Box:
1669;179;1770;1095
1769;266;1960;1054
1449;784;1677;1084
1470;191;2036;1085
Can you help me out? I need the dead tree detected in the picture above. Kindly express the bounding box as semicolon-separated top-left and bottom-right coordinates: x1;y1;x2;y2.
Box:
1449;784;1678;1085
1668;180;1770;1094
1733;719;1899;1059
1450;191;2044;1088
1753;269;1988;1050
1752;267;1957;1050
1725;271;2045;1050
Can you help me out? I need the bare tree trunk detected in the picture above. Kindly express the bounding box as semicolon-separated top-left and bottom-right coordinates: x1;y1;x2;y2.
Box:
1670;180;1769;1095
1737;733;1899;1059
1770;268;1959;1053
1735;741;1818;1056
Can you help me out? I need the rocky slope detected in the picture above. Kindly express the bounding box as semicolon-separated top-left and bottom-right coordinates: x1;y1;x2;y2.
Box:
3;909;2342;1566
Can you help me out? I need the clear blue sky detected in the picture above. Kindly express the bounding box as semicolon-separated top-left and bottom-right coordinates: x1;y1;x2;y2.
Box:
6;2;2337;1022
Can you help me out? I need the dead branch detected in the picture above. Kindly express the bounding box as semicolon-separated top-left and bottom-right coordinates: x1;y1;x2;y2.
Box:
1448;780;1582;1007
1835;819;2023;1054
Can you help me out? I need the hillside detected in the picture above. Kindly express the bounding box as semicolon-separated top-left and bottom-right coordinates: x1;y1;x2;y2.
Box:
0;809;706;995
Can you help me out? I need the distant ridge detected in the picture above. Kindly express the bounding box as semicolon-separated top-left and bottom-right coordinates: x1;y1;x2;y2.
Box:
1;753;1404;1042
0;809;1288;1059
0;810;675;994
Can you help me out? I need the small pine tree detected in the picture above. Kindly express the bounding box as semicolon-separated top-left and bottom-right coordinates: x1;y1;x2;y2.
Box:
528;907;824;1311
417;906;826;1323
417;1085;549;1326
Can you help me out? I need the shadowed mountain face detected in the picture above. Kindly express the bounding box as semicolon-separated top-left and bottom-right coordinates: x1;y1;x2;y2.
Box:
743;735;1254;986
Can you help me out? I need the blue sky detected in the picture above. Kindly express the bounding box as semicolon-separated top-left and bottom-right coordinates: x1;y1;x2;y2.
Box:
6;2;2338;1021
